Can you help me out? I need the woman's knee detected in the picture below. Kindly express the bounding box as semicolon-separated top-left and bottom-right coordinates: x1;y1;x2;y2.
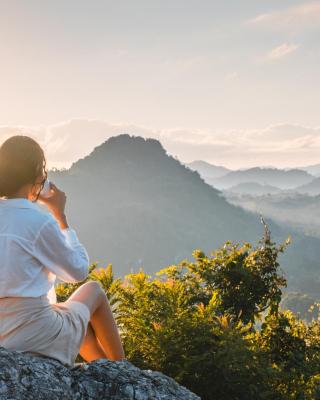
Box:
69;281;107;314
83;281;105;296
84;281;106;303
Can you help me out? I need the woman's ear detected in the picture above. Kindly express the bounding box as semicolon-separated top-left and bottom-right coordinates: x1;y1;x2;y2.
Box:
29;183;39;201
29;175;45;201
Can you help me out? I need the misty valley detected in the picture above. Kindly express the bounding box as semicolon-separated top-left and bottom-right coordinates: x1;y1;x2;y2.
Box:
188;162;320;239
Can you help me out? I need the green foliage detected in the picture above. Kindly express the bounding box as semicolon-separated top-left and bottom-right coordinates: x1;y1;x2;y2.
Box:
256;311;320;399
154;223;288;325
57;229;320;400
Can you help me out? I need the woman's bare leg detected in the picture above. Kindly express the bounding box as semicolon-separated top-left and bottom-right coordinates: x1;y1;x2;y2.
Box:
65;281;125;362
78;322;106;362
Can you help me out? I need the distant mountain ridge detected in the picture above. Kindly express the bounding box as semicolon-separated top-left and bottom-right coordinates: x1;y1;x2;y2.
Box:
296;177;320;196
226;182;282;196
226;192;320;241
188;163;314;191
212;167;313;190
299;164;320;177
49;134;320;296
186;161;230;179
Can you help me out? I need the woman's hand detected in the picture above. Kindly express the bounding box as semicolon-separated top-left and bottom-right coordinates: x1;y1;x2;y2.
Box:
38;182;69;230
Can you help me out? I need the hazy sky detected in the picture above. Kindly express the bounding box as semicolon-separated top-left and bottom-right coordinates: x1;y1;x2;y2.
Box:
0;1;319;168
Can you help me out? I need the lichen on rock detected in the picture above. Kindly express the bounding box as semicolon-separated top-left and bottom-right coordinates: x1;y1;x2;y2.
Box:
0;347;200;399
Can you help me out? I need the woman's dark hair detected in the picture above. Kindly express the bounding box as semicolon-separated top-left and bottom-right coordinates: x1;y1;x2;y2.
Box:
0;135;47;201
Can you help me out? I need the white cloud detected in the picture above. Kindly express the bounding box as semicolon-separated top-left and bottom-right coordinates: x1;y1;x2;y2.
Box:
1;120;320;170
266;43;299;60
0;120;160;169
249;1;320;32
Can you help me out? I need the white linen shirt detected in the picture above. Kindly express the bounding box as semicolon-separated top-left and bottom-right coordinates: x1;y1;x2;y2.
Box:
0;198;90;304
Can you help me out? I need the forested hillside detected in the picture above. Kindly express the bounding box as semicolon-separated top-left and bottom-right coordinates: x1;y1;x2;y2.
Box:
49;135;320;296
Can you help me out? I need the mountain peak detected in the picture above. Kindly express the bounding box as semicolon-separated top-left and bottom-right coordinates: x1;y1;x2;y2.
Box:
97;134;165;152
70;134;167;172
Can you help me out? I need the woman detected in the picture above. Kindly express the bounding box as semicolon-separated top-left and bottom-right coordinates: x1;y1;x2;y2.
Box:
0;135;125;367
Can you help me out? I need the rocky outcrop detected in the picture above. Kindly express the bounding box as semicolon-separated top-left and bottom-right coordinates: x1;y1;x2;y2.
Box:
0;347;200;399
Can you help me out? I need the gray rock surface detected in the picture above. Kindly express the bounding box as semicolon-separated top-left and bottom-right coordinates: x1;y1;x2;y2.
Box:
0;347;200;399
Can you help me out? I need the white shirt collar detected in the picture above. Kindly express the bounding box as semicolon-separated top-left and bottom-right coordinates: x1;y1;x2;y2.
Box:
0;198;40;210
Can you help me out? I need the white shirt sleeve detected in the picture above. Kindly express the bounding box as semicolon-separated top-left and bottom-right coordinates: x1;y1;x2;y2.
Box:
34;217;90;283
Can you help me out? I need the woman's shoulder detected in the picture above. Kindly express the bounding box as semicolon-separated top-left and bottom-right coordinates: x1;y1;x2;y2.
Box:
30;205;56;228
23;208;63;245
0;201;56;244
21;203;56;235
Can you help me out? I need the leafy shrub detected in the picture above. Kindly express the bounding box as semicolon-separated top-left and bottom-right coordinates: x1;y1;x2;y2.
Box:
56;228;320;399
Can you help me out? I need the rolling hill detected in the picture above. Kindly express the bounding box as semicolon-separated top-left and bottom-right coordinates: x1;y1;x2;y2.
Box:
48;135;320;296
226;192;320;239
226;182;282;196
212;167;313;190
296;178;320;196
299;164;320;177
186;161;230;180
